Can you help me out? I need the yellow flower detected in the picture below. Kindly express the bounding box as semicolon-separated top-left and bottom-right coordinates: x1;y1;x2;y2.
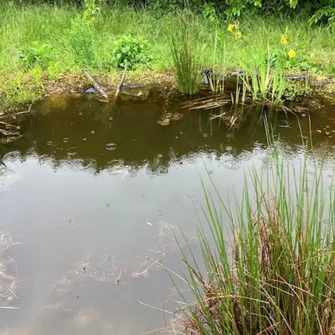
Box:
234;31;242;40
288;49;296;58
227;24;235;32
281;34;287;45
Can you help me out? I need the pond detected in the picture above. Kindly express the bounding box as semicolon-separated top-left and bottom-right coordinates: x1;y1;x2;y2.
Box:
1;93;335;334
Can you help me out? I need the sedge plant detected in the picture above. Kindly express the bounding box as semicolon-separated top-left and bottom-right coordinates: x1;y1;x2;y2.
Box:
171;17;204;95
173;124;335;334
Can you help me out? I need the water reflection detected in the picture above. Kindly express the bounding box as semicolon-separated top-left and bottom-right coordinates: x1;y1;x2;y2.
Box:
1;95;335;335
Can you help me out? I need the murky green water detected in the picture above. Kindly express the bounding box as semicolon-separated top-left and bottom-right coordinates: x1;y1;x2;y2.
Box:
1;93;335;334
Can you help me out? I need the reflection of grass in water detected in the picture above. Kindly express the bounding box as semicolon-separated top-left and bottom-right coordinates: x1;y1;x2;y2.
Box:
172;130;335;334
0;232;18;308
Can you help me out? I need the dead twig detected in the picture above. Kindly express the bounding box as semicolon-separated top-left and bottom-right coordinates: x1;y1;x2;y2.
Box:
0;121;19;130
0;128;20;137
115;65;128;102
82;69;109;100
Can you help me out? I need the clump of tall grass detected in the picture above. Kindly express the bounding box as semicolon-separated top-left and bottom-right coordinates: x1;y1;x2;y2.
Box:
175;130;335;334
171;18;204;95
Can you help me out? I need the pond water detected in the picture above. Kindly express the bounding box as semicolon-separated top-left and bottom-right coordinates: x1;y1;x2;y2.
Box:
1;93;335;334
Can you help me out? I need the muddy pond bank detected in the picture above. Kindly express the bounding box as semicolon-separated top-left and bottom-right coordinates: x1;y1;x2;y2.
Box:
1;93;335;334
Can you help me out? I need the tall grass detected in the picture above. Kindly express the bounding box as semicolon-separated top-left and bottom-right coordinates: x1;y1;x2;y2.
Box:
171;19;204;95
174;130;335;334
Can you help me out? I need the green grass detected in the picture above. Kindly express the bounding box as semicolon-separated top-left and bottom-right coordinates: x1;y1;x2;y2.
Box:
0;1;335;109
171;19;204;95
172;131;335;334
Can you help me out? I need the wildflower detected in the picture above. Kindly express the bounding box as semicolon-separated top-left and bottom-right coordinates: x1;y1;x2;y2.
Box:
234;31;242;40
288;49;296;58
281;34;287;45
227;24;235;32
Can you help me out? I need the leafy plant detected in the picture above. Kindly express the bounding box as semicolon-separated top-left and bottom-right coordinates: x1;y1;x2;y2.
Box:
309;5;335;31
20;42;51;70
241;47;286;104
202;3;220;25
111;35;151;70
284;78;312;100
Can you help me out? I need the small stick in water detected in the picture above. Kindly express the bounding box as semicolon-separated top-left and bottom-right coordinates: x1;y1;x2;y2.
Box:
115;65;128;102
116;270;122;285
82;69;109;100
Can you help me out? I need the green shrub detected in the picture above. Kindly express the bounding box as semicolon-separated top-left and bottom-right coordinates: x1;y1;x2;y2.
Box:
20;42;51;70
111;35;151;70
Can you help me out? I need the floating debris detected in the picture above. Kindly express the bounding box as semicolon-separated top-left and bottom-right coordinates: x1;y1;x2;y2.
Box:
223;158;241;170
47;140;53;146
52;221;195;295
279;120;291;128
106;143;117;151
157;118;171;127
171;113;184;122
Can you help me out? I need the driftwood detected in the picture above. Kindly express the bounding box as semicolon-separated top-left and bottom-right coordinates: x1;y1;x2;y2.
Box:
0;121;18;129
0;128;20;137
0;105;32;120
82;69;109;100
115;65;128;102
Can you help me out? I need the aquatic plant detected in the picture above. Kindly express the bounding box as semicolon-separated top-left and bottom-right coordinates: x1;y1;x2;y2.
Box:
173;129;335;334
240;46;286;104
171;19;204;95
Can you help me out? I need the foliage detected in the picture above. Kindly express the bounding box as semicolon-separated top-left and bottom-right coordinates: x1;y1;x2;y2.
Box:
0;70;45;110
68;16;95;66
111;35;151;70
284;78;312;100
20;42;51;70
239;46;286;104
309;5;335;32
67;0;100;66
175;135;335;334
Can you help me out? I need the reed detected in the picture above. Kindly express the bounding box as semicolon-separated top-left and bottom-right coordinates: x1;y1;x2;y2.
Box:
175;128;335;334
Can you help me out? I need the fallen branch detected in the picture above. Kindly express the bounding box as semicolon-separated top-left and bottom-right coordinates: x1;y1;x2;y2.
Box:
115;65;128;102
0;128;20;137
0;121;18;129
82;69;109;100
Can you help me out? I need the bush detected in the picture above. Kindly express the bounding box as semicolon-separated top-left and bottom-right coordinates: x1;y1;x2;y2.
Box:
20;42;51;70
111;35;151;70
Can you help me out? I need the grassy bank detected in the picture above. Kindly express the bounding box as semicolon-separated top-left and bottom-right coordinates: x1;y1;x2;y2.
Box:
0;1;335;110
